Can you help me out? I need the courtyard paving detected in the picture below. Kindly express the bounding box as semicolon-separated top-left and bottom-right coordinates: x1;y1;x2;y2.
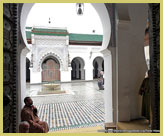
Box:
26;81;104;131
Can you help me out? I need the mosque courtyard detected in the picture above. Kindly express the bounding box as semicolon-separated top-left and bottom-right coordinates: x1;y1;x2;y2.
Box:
26;81;105;132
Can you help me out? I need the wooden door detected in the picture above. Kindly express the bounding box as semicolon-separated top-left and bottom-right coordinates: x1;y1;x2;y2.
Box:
3;3;20;132
42;59;60;82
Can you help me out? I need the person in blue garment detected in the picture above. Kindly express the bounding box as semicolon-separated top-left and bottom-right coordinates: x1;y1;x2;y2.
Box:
98;71;104;90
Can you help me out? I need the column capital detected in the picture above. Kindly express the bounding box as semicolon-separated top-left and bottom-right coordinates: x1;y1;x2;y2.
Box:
100;49;111;57
21;47;30;57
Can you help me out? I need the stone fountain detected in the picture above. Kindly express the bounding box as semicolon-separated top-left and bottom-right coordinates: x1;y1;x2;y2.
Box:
38;83;66;95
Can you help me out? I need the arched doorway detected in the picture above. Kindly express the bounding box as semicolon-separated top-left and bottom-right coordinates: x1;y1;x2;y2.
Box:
26;57;30;82
18;3;112;132
71;57;85;80
41;57;60;82
93;57;104;79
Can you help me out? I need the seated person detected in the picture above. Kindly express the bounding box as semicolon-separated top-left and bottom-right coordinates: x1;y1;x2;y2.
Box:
98;71;104;90
21;97;49;133
19;121;30;133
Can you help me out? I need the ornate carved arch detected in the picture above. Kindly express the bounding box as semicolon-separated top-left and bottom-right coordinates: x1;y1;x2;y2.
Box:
38;52;63;72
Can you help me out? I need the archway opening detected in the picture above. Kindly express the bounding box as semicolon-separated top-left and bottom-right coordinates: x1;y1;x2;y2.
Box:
19;3;112;132
71;57;85;80
93;56;104;79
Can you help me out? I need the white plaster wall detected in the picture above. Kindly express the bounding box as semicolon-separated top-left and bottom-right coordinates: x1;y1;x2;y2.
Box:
21;3;34;47
30;69;41;84
20;47;30;107
61;67;72;82
101;49;113;123
144;46;150;69
91;3;111;50
117;4;148;121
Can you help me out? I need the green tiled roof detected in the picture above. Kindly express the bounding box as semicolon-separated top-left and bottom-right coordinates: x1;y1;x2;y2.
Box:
26;31;31;39
32;28;68;36
69;33;103;42
26;27;32;29
25;27;103;42
32;28;68;33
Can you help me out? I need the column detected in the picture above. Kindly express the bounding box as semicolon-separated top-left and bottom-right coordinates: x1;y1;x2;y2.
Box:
85;60;93;81
61;67;72;82
101;49;113;123
81;68;85;80
30;68;42;84
20;47;30;108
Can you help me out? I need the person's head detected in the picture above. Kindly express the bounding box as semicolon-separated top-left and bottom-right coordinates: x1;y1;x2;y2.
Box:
100;71;104;75
24;97;33;106
19;121;30;133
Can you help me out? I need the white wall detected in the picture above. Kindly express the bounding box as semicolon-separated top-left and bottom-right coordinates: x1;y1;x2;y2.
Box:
101;49;113;123
117;4;148;121
61;67;72;82
30;69;42;84
29;44;104;83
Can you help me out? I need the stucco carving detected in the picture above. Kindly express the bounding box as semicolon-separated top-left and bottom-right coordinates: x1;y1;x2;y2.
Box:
38;52;63;71
33;47;69;72
31;34;69;72
34;35;67;46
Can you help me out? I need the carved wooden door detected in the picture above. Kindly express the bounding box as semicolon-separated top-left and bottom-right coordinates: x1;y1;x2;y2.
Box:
3;3;19;132
42;59;60;82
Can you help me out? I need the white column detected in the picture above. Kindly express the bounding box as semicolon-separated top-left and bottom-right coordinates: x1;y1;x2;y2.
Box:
81;69;85;80
85;63;93;81
101;49;113;123
61;67;72;82
20;47;30;108
30;68;42;84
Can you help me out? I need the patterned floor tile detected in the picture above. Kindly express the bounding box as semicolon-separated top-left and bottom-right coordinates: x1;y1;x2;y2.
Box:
35;99;104;131
28;81;105;132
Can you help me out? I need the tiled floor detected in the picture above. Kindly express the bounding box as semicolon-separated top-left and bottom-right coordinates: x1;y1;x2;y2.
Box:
52;126;104;133
26;81;105;132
